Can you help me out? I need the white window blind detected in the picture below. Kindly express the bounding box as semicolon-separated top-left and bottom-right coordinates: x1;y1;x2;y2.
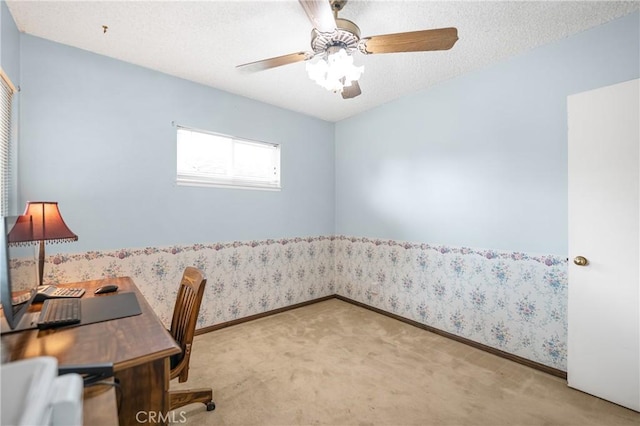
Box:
0;68;15;216
176;127;281;190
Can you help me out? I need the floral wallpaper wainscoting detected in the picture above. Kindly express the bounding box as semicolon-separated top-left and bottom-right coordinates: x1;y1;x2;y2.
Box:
14;234;569;371
41;237;336;328
334;237;568;371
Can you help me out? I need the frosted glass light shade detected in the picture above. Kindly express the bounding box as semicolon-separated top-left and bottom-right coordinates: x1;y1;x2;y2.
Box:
306;48;364;93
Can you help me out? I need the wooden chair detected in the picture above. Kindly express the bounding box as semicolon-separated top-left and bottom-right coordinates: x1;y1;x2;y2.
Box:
167;267;216;412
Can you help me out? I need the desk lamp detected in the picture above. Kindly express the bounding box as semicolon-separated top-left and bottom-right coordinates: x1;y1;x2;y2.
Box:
8;201;78;286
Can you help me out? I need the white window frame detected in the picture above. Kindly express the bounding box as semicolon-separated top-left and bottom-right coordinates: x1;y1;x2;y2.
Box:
0;68;16;216
176;126;281;191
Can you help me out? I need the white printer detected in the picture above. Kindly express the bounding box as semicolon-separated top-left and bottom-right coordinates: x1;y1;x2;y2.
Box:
1;356;83;426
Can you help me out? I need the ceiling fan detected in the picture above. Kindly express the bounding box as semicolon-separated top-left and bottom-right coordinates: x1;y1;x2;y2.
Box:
236;0;458;99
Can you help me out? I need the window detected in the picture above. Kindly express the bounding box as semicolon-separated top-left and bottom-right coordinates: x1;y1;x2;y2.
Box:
177;127;281;190
0;68;16;216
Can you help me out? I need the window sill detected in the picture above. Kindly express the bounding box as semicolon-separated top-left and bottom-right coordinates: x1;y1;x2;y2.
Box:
176;178;281;191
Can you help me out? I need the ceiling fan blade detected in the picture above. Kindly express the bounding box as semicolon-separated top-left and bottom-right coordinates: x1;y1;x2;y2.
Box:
236;52;312;72
341;80;362;99
299;0;337;33
361;27;458;54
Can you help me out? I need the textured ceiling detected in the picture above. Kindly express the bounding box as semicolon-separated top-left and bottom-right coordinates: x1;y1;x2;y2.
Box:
6;0;640;122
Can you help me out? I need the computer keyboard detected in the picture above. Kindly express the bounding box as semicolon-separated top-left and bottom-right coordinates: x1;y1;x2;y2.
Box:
37;298;81;330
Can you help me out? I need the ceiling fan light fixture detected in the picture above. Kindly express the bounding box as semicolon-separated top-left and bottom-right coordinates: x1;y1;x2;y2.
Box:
305;47;364;94
236;1;458;101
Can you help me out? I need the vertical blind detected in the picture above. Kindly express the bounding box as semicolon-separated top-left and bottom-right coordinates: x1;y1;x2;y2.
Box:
0;68;15;216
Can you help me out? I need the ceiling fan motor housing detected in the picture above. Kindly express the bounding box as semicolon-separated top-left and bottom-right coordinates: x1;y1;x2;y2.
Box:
310;18;361;55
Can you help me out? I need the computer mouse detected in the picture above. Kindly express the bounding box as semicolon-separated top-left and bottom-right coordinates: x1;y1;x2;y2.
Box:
94;284;118;294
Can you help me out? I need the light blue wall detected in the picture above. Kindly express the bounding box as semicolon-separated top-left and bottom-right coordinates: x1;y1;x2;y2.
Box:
1;0;19;215
1;0;20;82
18;35;335;252
9;9;640;256
335;12;640;255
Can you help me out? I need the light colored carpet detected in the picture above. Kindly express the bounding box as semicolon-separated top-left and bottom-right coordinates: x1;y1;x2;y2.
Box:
170;299;639;425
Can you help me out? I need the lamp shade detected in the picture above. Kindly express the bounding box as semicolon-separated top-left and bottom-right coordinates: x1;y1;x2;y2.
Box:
8;201;78;245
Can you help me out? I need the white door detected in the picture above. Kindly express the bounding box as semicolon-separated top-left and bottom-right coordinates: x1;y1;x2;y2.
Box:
567;78;639;411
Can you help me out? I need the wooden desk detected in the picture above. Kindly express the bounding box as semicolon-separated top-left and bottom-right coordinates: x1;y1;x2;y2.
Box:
0;277;181;426
84;380;119;425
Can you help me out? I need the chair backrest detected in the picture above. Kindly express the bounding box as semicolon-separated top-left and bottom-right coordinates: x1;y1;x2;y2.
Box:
169;266;207;382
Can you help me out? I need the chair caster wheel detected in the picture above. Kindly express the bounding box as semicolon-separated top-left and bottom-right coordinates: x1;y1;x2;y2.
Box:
206;401;216;411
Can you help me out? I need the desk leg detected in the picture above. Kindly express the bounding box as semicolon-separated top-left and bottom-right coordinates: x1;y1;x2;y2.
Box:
115;358;170;426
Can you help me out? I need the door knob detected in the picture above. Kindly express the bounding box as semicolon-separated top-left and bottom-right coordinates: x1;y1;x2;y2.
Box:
573;256;588;266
